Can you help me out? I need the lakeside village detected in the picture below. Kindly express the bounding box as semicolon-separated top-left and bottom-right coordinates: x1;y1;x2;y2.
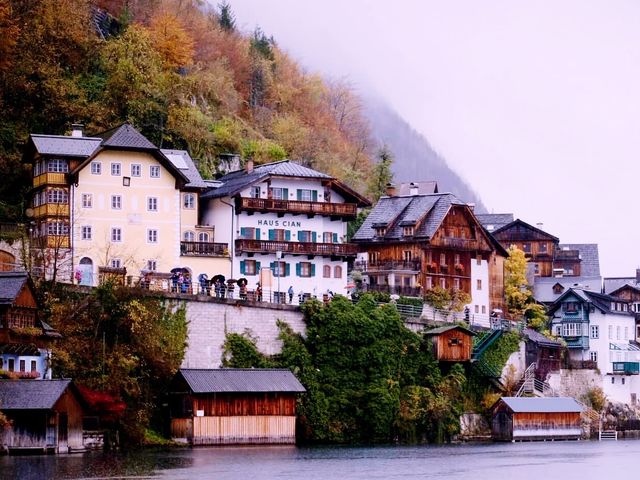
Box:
1;123;640;453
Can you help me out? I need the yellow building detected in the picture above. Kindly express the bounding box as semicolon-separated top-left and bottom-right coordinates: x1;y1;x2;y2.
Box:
24;124;230;286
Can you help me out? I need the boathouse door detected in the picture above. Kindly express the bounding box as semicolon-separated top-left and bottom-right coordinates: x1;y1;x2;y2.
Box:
58;413;68;453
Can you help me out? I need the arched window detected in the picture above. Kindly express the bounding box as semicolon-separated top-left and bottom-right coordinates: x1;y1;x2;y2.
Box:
334;265;342;278
183;231;195;242
198;232;210;242
323;265;331;278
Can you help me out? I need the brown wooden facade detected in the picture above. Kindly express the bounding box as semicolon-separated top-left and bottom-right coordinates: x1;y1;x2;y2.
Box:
425;325;475;362
491;397;582;442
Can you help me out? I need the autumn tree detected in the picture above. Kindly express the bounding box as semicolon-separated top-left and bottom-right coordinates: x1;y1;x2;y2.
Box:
0;2;19;73
504;245;529;316
148;13;195;70
218;1;235;31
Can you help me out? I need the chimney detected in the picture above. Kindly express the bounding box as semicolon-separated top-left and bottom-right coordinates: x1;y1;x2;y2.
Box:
245;159;254;174
536;222;544;228
409;182;419;196
385;182;397;197
71;123;84;138
636;268;640;283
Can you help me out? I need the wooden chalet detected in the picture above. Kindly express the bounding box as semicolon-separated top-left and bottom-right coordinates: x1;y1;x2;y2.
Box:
0;271;60;379
169;368;306;445
352;189;507;313
491;397;583;442
424;325;475;362
0;379;85;453
522;328;563;380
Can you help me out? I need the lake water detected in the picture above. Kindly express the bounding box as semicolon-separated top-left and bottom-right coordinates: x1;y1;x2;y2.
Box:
0;440;636;480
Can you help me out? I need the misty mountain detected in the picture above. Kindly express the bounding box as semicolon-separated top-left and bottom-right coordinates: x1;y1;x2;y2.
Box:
363;97;486;212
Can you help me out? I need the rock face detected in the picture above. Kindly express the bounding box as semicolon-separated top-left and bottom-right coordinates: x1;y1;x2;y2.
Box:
459;413;491;440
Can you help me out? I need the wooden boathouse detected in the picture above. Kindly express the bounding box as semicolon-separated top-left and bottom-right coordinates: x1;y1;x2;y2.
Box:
169;368;306;445
0;379;85;453
491;397;583;442
424;325;476;362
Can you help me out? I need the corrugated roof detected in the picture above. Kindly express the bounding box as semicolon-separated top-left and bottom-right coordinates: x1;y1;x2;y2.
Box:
0;271;28;305
0;379;72;410
97;123;157;150
558;243;600;277
178;368;306;393
499;397;583;413
161;149;207;189
30;134;101;157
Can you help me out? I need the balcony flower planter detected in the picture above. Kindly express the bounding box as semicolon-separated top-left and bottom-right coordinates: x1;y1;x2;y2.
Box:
454;263;464;271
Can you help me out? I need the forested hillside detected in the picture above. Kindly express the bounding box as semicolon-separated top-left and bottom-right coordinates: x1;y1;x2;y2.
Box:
0;0;375;219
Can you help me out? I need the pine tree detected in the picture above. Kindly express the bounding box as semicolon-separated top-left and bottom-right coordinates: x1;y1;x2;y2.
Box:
368;144;394;202
218;1;235;32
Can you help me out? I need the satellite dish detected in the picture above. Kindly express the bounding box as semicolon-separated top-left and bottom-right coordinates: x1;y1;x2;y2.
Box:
25;208;34;218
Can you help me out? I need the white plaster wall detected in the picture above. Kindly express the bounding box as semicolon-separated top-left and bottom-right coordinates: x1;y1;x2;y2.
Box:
468;259;490;315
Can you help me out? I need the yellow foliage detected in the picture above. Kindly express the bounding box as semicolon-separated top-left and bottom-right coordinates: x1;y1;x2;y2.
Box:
148;13;194;69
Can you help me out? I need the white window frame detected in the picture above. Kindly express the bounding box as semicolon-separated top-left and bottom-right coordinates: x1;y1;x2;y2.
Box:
147;197;158;212
198;232;209;242
111;163;121;176
47;158;68;173
111;195;122;210
111;258;122;268
81;193;92;208
90;162;101;175
590;351;598;362
590;325;599;339
111;227;122;242
183;231;195;242
131;164;141;177
271;187;284;200
147;260;157;271
561;323;582;337
147;229;158;244
183;193;195;209
81;225;92;241
299;189;312;201
150;165;160;178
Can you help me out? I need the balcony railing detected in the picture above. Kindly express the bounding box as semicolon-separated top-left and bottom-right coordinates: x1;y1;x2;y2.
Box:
237;197;357;218
355;260;421;272
555;250;580;261
235;239;359;257
613;362;640;375
34;204;70;218
33;172;67;187
181;241;229;257
437;237;487;251
366;284;423;297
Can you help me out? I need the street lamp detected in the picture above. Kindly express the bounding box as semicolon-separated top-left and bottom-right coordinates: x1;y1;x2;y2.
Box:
276;250;282;303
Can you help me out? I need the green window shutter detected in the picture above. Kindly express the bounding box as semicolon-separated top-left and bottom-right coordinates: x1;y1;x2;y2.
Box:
270;262;276;273
333;233;338;243
312;232;317;243
256;261;261;273
240;227;247;238
296;263;301;277
285;230;291;241
285;263;290;277
240;261;246;275
269;229;275;240
312;190;318;202
310;264;316;277
296;189;302;201
255;228;261;239
283;188;289;199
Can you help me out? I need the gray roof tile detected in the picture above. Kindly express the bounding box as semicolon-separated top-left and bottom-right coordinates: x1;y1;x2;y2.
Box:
30;135;101;157
533;276;602;304
558;243;600;277
178;368;306;393
522;328;563;347
0;272;28;305
98;124;157;150
0;379;72;410
398;181;438;195
499;397;583;413
161;149;207;189
475;213;514;231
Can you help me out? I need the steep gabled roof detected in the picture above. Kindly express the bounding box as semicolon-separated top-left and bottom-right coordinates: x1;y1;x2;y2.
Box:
0;379;73;410
498;397;582;413
96;123;157;150
161;149;207;189
26;134;102;158
176;368;306;393
492;218;559;243
475;213;514;232
548;288;632;315
522;328;562;348
201;160;370;206
609;282;640;297
558;243;600;277
398;181;439;195
0;271;29;305
424;325;476;336
532;276;602;304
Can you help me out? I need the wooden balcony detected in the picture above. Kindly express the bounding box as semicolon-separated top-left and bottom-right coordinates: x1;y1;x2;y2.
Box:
33;173;67;187
236;197;358;218
235;239;359;257
181;241;229;257
32;235;70;249
356;260;421;272
436;237;488;251
367;284;423;297
34;204;69;218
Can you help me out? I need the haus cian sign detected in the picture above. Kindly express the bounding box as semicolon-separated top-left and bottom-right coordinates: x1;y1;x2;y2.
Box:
256;219;303;228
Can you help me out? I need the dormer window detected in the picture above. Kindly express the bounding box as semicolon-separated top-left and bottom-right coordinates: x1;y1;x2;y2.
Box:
563;302;579;313
375;227;386;237
403;226;414;236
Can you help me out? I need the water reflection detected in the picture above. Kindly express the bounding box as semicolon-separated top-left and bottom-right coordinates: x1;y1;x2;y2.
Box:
1;441;638;480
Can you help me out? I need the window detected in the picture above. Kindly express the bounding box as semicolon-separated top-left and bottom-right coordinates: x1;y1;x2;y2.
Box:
111;258;122;268
482;305;486;314
617;326;621;340
131;164;141;177
198;232;209;242
150;165;160;178
323;232;338;243
243;260;258;275
147;260;157;271
439;277;446;289
81;225;92;241
147;197;158;212
30;360;37;372
425;276;433;289
403;250;412;262
403;226;414;236
590;351;598;362
454;254;460;265
8;359;14;372
269;229;288;241
440;253;446;266
475;305;479;314
476;255;482;266
297;189;313;201
590;325;599;339
91;162;101;175
47;189;68;204
334;265;342;278
375;227;386;237
111;227;122;242
47;222;69;235
297;262;313;277
563;302;579;313
270;187;285;200
82;193;92;208
19;359;25;372
323;265;331;278
477;279;482;290
522;242;531;253
540;242;548;254
111;163;121;176
534;263;540;275
249;186;261;198
240;227;260;240
609;325;613;339
183;231;195;242
453;278;460;290
625;327;629;340
298;231;316;242
111;195;122;210
273;261;288;277
47;158;68;173
147;229;158;243
183;193;195;209
561;323;582;336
